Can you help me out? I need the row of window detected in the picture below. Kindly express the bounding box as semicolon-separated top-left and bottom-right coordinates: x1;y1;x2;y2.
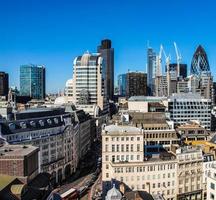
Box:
105;136;141;142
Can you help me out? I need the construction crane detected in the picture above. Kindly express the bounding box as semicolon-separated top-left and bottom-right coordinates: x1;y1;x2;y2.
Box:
174;42;182;78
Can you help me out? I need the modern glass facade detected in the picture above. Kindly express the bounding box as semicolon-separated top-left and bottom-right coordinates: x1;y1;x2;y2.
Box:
118;74;126;96
191;45;210;76
147;47;156;95
20;64;46;99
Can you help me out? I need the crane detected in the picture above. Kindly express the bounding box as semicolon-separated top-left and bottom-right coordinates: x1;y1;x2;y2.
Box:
174;42;182;78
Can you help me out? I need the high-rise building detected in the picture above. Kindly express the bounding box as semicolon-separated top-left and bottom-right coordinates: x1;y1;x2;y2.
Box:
72;52;109;113
126;72;147;98
168;64;187;79
20;65;46;99
191;45;210;76
147;47;156;95
0;72;9;97
97;39;114;100
118;74;126;96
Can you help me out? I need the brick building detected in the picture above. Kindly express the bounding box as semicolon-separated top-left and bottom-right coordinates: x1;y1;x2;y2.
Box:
0;144;39;183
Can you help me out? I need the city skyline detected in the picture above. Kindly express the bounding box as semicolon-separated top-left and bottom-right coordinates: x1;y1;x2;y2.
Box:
1;0;216;92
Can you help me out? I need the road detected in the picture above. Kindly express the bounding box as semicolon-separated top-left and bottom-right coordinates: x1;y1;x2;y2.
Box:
57;140;102;198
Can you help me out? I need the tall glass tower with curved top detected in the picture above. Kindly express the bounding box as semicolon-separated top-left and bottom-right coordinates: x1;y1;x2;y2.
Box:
191;45;210;76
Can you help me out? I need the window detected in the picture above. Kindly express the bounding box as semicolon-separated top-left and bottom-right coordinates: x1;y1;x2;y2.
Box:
112;145;115;152
137;155;140;160
126;144;129;152
106;173;109;178
131;155;134;160
121;144;124;152
106;164;109;169
105;155;109;161
131;144;134;152
137;137;140;141
105;137;109;141
137;144;140;151
210;193;215;200
211;183;215;190
131;137;134;141
116;145;119;152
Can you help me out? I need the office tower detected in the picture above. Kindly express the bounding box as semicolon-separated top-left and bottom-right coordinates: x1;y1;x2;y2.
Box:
117;74;126;96
155;75;168;97
168;64;187;79
126;72;147;98
191;45;210;76
97;39;114;100
72;52;109;113
0;72;9;96
147;47;156;95
168;93;211;130
20;64;46;99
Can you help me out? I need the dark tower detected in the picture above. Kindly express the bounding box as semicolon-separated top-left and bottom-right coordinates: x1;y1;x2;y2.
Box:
0;72;9;96
97;39;114;100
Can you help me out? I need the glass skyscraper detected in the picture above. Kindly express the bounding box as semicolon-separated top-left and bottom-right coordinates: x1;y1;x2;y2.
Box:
20;64;46;99
191;45;210;76
147;47;156;95
118;74;126;96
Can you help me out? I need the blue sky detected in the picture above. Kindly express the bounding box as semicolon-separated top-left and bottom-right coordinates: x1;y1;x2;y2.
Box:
0;0;216;92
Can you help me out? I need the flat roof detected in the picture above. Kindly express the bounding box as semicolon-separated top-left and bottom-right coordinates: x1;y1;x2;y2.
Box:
0;144;38;157
104;124;142;134
128;96;167;102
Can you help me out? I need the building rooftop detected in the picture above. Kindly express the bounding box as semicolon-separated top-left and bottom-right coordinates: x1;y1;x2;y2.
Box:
0;144;39;157
104;124;142;135
169;93;209;100
124;191;154;200
177;121;205;129
128;96;167;102
0;175;17;191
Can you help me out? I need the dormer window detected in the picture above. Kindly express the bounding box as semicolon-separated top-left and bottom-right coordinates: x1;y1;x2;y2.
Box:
39;120;44;127
20;122;27;129
47;119;52;125
9;123;15;130
30;121;36;127
54;118;59;124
